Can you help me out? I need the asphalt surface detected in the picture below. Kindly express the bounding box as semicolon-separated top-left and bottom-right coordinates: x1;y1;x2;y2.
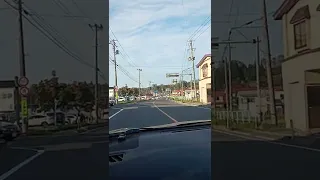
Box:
109;99;211;131
212;130;320;179
1;100;320;179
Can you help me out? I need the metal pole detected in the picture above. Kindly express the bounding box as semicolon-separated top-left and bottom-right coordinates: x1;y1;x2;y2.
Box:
18;0;27;134
14;76;21;128
228;43;233;112
90;23;103;124
113;40;118;104
256;36;262;128
94;25;99;124
189;40;197;99
54;99;57;126
138;69;142;98
211;59;216;118
262;0;277;125
224;58;229;128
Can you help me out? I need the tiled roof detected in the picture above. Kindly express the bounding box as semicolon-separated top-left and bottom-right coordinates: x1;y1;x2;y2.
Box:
0;80;15;88
196;54;211;68
273;0;300;20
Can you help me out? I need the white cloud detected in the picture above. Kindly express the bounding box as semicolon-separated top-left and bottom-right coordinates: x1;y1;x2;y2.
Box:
109;0;211;87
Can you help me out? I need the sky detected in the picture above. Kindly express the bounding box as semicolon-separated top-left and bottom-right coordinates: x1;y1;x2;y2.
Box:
109;0;211;88
0;0;108;84
0;0;284;88
212;0;284;66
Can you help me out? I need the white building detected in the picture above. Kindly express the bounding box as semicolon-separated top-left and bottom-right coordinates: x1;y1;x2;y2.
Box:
274;0;320;132
0;80;15;113
109;87;114;98
196;54;211;104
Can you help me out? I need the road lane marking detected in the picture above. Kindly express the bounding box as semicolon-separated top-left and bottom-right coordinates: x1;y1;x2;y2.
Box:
123;107;138;110
110;108;124;119
153;102;178;123
214;129;320;153
0;149;44;180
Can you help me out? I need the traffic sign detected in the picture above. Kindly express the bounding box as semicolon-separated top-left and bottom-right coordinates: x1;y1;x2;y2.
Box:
21;98;28;118
19;87;29;96
18;76;29;86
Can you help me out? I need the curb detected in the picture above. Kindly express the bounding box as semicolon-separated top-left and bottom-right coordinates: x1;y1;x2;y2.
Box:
17;123;107;138
212;126;281;141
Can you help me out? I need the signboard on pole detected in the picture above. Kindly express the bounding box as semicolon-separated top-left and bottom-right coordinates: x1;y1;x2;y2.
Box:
166;73;180;78
21;98;28;118
18;76;29;87
19;87;29;97
211;37;219;50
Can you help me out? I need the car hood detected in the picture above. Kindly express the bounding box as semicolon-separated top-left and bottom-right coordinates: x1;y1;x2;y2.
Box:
109;126;211;180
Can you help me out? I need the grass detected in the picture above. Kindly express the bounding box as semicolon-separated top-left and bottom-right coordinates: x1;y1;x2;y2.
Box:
212;113;288;133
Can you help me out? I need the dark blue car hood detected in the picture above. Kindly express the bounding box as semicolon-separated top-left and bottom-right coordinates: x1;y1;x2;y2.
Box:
109;126;211;180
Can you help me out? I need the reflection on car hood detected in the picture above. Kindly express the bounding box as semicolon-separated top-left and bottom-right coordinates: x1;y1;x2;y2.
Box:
109;126;211;180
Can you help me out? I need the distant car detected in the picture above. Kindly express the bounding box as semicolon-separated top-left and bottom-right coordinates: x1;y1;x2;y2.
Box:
118;97;126;102
129;96;135;101
66;114;78;124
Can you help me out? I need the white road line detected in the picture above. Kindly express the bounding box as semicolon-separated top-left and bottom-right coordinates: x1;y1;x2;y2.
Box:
214;129;320;153
110;108;124;119
81;109;124;134
0;149;44;180
153;102;178;123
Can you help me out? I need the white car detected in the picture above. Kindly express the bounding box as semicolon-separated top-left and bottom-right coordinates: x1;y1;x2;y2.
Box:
118;97;126;102
28;115;55;127
66;114;78;124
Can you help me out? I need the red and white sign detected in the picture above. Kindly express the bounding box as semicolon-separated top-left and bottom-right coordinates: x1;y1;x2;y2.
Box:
18;76;29;86
19;87;29;96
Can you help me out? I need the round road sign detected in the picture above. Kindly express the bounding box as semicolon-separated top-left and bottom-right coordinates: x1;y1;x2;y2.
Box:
19;87;29;96
18;76;29;86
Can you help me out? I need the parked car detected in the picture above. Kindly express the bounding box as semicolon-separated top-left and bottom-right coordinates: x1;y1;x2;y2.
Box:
118;97;126;102
28;115;55;127
109;98;115;106
0;120;20;141
66;114;78;124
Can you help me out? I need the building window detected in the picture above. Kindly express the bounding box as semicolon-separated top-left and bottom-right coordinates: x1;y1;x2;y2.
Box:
202;64;208;78
293;21;307;49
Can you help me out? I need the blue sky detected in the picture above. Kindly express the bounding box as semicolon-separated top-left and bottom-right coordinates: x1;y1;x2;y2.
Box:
109;0;211;88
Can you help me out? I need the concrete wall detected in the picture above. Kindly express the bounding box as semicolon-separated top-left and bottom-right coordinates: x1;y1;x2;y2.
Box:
280;0;320;132
198;56;211;104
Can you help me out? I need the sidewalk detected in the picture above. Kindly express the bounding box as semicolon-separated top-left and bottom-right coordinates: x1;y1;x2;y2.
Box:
172;99;210;107
20;120;108;137
212;125;293;140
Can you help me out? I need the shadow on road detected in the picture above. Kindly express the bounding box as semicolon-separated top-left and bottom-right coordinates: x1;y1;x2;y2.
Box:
212;138;320;180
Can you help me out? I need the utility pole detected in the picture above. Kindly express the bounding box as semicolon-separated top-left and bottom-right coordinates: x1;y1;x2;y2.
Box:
228;43;233;111
256;36;262;127
18;0;27;134
188;40;197;99
109;39;119;104
137;69;142;98
262;0;277;125
89;23;103;124
224;58;229;128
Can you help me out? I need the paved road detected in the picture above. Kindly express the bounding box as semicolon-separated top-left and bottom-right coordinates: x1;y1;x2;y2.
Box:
2;100;320;179
212;130;320;179
109;100;211;131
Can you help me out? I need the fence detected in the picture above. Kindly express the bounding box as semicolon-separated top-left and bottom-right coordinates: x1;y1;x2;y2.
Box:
213;110;285;128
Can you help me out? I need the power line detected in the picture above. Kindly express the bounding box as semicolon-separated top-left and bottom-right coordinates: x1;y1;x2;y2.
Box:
109;27;143;67
52;0;71;15
188;16;210;41
5;0;108;79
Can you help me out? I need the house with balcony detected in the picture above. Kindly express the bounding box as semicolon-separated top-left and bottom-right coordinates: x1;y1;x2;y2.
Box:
196;54;211;104
274;0;320;133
